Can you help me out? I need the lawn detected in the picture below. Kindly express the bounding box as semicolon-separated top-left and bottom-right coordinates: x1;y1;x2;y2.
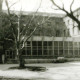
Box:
0;62;80;80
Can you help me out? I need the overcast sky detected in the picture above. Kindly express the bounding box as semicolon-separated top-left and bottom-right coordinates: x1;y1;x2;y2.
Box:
2;0;80;14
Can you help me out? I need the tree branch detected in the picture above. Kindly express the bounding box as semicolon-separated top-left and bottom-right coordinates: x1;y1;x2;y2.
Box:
5;0;17;40
4;38;14;42
20;0;42;35
9;0;19;8
21;16;50;49
50;0;80;29
70;0;74;12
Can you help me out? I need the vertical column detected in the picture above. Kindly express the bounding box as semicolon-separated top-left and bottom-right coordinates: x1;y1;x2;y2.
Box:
78;42;79;57
42;36;44;56
68;41;69;57
52;37;54;57
63;41;65;57
58;41;59;57
73;41;75;58
31;41;32;56
24;42;27;56
79;42;80;57
37;41;38;56
47;41;49;56
53;41;54;57
0;0;2;12
31;36;33;56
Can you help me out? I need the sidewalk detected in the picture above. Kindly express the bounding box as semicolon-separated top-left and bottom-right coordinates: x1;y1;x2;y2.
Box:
0;62;80;80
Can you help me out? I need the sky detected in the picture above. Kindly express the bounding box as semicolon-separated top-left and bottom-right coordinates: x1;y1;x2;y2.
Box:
2;0;80;14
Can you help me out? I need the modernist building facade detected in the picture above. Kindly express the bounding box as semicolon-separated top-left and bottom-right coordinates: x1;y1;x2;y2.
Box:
4;11;80;63
5;37;80;61
0;2;80;63
4;12;69;62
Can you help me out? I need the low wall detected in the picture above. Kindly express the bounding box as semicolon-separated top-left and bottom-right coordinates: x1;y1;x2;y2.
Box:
5;58;80;64
0;76;27;80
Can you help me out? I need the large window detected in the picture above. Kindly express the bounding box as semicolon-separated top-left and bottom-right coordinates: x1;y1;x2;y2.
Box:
73;42;79;57
68;42;73;57
32;41;52;56
5;40;80;59
37;42;42;55
59;41;63;56
6;50;15;59
54;41;58;56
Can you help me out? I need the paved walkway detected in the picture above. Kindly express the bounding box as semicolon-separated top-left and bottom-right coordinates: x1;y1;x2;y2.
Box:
0;62;80;80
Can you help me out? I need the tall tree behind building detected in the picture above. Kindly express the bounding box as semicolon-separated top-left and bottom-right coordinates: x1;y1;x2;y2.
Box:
0;0;2;12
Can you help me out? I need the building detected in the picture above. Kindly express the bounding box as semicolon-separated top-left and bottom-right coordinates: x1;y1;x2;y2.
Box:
63;8;80;37
0;2;80;63
4;12;68;63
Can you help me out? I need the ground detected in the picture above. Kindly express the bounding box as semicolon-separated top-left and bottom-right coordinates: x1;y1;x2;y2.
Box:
0;62;80;80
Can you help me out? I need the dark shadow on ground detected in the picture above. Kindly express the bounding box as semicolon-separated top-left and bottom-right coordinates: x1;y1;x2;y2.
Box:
0;77;48;80
8;66;47;72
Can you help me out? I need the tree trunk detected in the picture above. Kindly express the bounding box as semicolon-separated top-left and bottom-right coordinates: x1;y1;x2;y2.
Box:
19;54;25;68
16;48;25;68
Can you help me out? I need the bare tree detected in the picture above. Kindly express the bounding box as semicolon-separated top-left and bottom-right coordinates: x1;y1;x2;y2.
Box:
50;0;80;30
3;0;52;67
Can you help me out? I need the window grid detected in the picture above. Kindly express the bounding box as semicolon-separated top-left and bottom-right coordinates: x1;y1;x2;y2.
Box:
5;41;80;59
5;50;15;59
73;42;79;57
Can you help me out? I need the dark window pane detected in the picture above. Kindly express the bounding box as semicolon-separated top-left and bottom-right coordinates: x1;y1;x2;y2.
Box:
74;50;78;55
6;51;9;55
54;50;58;55
38;41;42;46
27;41;31;46
54;41;58;46
48;42;52;46
79;42;80;47
79;46;80;49
74;47;79;50
59;47;63;50
64;42;68;46
32;50;37;55
22;50;26;55
38;46;42;50
79;50;80;55
69;50;73;57
12;52;15;59
27;50;31;55
32;46;37;50
59;50;63;55
43;50;48;55
69;42;73;46
64;50;68;56
64;46;68;49
48;46;52;50
68;46;73;49
32;41;37;46
73;42;78;46
59;41;63;46
48;50;53;55
6;56;9;58
43;46;47;50
43;42;47;46
38;50;42;55
10;51;12;54
10;55;12;58
54;47;58;50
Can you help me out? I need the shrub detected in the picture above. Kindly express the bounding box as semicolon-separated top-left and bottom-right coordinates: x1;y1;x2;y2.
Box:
53;57;68;63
